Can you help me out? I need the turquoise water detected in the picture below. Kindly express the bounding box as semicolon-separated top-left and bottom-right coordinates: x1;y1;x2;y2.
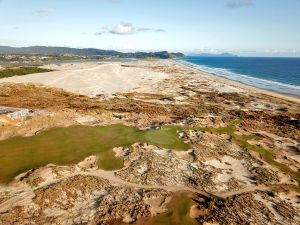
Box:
180;57;300;96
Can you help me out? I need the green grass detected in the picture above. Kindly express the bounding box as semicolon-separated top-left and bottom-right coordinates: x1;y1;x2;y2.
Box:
151;194;198;225
144;126;189;150
0;66;53;79
0;124;189;183
287;184;300;193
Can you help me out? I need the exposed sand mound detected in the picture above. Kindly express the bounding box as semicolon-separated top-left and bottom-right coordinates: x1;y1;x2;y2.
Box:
0;62;168;97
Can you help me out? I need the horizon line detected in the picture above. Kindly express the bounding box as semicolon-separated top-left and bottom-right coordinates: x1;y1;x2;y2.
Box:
1;45;300;58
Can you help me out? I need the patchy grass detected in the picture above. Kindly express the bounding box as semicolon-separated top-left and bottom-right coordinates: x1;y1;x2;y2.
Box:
129;192;198;225
287;184;300;193
192;123;300;187
0;124;189;183
0;66;53;79
151;193;198;225
145;126;189;150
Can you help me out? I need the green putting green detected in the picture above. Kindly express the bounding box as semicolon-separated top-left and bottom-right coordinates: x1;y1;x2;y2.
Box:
0;124;189;183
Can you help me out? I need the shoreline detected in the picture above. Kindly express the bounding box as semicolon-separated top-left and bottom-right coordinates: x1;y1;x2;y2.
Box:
1;58;299;104
175;59;300;104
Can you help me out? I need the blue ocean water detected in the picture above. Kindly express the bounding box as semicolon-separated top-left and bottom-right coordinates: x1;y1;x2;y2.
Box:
180;57;300;96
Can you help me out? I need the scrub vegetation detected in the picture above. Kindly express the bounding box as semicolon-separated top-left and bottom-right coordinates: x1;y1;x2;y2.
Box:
0;66;53;79
193;122;300;186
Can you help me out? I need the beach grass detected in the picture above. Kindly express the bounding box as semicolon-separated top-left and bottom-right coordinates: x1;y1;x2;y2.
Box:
192;123;300;187
0;66;53;79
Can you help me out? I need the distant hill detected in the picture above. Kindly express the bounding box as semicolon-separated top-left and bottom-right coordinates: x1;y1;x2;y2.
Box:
0;46;184;59
0;46;121;56
124;51;184;59
189;52;238;57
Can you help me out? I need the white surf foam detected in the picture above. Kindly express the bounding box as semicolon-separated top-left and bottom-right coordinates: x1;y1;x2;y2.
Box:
179;60;300;96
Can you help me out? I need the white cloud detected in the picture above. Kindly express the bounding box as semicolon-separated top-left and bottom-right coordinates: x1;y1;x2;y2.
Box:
154;29;166;33
136;28;152;32
137;28;166;33
225;0;253;8
33;8;50;14
110;22;135;35
95;22;166;36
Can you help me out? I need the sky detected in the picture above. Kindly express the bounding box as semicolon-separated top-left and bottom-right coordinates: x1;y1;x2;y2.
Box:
0;0;300;56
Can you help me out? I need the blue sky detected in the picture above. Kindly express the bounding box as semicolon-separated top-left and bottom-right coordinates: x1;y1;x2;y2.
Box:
0;0;300;56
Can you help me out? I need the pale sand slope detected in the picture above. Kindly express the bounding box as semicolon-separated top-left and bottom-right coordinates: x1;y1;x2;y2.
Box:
0;62;167;97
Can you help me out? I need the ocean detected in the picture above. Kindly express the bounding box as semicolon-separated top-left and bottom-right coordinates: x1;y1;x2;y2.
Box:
180;56;300;96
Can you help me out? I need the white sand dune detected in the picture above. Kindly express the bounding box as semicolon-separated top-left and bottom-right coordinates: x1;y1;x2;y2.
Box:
0;62;167;97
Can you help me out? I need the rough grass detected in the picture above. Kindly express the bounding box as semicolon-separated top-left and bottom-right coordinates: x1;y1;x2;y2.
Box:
287;184;300;193
0;66;53;79
130;193;198;225
0;124;189;183
150;193;198;225
193;123;300;189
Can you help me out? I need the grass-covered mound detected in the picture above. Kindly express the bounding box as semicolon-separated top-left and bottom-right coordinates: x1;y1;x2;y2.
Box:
0;66;53;79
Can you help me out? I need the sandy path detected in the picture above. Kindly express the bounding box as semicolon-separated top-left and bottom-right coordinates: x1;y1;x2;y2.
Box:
216;185;270;198
0;167;276;214
84;171;270;199
0;169;215;213
4;169;269;204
